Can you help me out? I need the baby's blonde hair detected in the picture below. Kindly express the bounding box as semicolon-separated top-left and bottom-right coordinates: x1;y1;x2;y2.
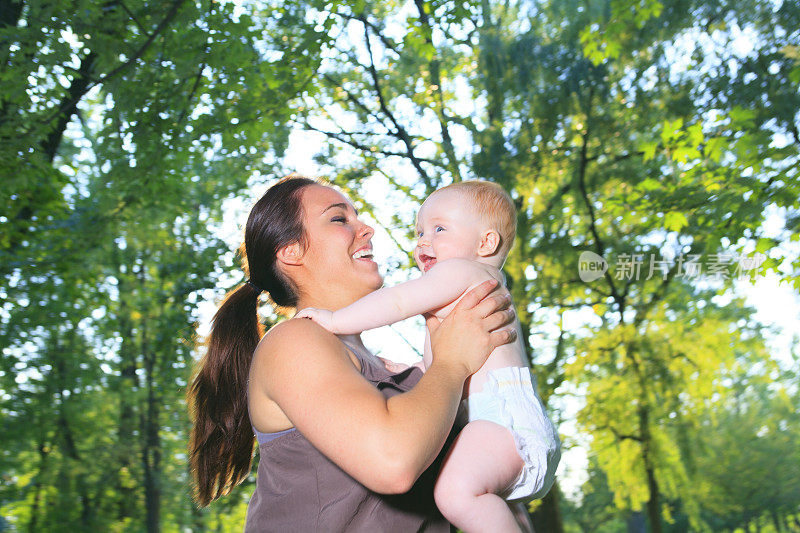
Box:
433;180;517;259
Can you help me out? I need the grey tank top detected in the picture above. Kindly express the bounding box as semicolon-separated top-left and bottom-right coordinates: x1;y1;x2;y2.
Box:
244;341;453;532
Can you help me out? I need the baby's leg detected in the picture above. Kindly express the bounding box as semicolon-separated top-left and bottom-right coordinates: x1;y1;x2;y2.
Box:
434;420;527;533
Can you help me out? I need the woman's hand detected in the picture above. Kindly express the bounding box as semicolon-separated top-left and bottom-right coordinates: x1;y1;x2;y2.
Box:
426;279;516;378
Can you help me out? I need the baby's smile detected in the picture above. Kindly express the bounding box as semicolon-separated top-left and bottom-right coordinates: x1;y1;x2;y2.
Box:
418;252;437;272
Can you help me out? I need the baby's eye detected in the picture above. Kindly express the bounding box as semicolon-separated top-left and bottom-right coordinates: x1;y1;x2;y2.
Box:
435;226;445;232
417;230;424;237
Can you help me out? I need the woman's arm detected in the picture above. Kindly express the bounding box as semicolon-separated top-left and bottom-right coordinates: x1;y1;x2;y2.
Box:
297;258;490;334
254;280;515;494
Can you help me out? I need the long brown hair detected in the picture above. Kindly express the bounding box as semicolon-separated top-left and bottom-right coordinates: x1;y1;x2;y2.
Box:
187;175;317;506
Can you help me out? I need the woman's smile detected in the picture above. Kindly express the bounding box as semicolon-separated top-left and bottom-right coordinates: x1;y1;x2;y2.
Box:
297;184;383;303
352;244;376;265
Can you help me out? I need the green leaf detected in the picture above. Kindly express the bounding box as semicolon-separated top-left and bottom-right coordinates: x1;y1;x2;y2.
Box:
687;123;704;146
660;118;683;145
664;211;688;231
640;177;661;190
704;137;726;163
729;106;756;128
640;141;659;161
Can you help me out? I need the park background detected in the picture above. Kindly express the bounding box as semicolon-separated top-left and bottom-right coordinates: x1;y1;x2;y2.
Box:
1;0;799;531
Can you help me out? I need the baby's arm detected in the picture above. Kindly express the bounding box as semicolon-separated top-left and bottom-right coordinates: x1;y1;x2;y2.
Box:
298;259;490;334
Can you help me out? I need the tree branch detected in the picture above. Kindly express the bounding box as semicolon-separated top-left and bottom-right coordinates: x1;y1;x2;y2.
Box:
574;87;625;315
175;60;207;126
42;51;97;162
29;0;187;136
334;11;402;56
302;122;445;166
322;72;388;127
96;0;186;85
598;424;643;443
359;15;433;189
412;0;462;181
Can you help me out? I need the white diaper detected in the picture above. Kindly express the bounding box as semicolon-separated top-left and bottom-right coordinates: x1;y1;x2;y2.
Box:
458;366;561;501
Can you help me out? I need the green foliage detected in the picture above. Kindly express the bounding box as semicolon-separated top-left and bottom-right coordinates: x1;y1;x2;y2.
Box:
293;0;800;531
2;0;799;530
561;461;630;533
690;360;800;531
1;0;333;530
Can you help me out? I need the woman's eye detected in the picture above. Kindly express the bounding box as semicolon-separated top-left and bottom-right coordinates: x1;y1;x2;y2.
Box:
331;216;347;223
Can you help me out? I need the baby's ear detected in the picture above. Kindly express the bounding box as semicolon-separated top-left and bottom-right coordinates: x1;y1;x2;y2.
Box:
477;230;501;257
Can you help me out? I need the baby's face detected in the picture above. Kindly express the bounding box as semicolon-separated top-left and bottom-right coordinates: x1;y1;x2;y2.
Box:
413;189;484;272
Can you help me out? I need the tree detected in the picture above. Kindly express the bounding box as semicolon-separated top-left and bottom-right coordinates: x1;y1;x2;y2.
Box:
691;356;800;531
1;0;335;530
290;0;800;530
561;459;628;533
3;0;799;529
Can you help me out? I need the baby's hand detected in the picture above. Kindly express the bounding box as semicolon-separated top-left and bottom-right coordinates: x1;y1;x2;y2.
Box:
378;357;427;374
296;307;337;332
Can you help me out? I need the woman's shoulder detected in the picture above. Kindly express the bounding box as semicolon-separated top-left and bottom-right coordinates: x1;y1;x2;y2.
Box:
252;318;362;399
259;317;342;354
254;318;354;374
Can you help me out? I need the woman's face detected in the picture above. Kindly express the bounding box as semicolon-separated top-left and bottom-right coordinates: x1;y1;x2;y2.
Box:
294;184;382;304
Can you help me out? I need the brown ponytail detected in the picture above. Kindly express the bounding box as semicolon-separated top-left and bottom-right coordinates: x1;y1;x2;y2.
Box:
188;175;317;506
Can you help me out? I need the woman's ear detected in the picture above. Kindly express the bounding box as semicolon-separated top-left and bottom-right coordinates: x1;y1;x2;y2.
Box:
478;230;501;257
276;241;303;267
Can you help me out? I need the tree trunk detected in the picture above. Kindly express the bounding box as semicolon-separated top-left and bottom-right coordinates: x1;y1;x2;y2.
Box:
189;461;205;530
411;0;462;182
639;405;662;533
3;48;96;266
531;483;564;533
115;265;139;522
0;0;24;60
54;335;94;527
42;50;97;162
626;511;646;533
142;320;161;533
771;511;783;532
143;382;162;533
27;438;50;533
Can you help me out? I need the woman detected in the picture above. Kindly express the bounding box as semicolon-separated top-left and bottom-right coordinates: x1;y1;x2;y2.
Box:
188;175;517;531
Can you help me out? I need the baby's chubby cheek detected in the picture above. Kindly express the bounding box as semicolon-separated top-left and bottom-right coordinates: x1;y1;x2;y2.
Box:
412;249;422;269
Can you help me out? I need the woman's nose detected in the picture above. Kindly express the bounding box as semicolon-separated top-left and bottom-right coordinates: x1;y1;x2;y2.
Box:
358;220;374;239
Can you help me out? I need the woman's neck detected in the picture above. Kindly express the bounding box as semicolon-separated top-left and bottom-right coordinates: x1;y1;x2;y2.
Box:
336;333;368;352
295;293;352;314
294;283;376;316
293;292;368;349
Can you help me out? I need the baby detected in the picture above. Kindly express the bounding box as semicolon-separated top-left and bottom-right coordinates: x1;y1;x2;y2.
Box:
298;180;561;532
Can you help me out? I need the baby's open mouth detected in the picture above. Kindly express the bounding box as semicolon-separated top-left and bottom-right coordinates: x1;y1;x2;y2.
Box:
418;253;437;272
